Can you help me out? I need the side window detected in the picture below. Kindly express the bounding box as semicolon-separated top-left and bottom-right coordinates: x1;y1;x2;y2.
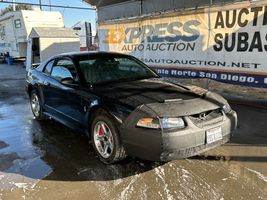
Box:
54;58;78;81
43;60;54;75
51;66;73;81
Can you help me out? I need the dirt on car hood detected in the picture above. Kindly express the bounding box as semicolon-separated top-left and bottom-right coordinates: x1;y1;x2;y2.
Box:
94;78;203;108
144;93;226;117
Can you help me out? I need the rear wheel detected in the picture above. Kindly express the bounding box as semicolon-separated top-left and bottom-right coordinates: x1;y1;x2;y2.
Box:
30;90;44;120
91;112;126;164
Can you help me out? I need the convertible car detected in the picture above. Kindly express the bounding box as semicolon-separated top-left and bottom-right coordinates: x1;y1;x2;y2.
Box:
26;52;237;164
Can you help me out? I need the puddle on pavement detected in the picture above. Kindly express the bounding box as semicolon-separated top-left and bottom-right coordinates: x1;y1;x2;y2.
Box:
0;97;266;199
0;99;156;181
0;101;51;180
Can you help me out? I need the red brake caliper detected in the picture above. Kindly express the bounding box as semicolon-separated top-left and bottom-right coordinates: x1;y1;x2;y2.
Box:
99;126;103;137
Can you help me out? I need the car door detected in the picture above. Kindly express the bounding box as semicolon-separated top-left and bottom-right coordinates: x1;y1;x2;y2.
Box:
43;57;86;128
42;59;58;112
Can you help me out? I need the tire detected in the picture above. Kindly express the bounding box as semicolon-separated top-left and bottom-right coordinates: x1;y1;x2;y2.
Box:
30;90;44;120
91;111;126;164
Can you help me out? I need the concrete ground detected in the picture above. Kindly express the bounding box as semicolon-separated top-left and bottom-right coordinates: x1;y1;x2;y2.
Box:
0;63;266;200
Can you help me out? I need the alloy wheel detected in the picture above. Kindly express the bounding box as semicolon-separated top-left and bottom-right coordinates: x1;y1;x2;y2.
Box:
93;121;114;159
31;93;40;117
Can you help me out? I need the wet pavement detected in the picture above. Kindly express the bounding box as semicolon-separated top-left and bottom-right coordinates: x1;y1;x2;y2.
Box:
0;64;266;200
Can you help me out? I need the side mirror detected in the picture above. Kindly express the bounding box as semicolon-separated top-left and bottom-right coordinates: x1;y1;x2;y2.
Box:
61;77;76;85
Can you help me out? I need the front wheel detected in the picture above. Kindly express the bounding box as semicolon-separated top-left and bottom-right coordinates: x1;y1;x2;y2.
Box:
30;90;44;120
91;112;126;164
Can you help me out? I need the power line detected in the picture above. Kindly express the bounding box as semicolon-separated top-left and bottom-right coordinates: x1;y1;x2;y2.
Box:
0;0;96;10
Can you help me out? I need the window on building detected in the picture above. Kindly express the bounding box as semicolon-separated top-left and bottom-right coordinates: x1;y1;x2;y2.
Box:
14;19;21;28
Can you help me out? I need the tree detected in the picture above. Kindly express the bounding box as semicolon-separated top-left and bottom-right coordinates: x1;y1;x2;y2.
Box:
0;4;33;16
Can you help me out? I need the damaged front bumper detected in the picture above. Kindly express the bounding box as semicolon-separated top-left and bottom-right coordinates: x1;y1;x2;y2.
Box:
120;97;237;162
160;110;237;161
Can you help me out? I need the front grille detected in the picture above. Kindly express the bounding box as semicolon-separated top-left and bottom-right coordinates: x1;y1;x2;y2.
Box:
189;109;223;128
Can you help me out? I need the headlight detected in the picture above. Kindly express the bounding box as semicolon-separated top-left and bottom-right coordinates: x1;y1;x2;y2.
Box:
160;117;185;129
136;118;160;129
223;103;232;113
137;117;186;129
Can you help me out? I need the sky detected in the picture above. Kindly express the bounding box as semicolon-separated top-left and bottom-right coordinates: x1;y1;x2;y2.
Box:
0;0;96;32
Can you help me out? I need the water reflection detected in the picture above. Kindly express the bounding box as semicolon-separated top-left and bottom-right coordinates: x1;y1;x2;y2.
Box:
0;99;266;199
0;101;159;181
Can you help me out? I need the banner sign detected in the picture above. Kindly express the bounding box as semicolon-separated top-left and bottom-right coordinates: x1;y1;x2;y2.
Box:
98;1;267;88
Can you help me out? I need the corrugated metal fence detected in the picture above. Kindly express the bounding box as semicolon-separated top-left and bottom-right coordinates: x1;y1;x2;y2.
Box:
97;0;247;22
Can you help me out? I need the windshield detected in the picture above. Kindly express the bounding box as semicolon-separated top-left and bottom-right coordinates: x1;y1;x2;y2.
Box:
77;55;159;85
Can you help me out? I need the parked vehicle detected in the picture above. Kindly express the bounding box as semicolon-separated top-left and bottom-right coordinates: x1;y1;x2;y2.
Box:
25;52;237;164
72;21;93;51
0;10;64;59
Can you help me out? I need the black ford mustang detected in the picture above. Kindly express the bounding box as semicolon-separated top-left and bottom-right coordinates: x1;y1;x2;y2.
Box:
26;52;237;164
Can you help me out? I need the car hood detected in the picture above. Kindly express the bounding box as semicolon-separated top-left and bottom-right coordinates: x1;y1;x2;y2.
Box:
144;93;227;117
93;78;201;108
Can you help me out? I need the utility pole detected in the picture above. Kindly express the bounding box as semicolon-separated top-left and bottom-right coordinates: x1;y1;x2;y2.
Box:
39;0;42;10
49;0;51;11
12;0;16;11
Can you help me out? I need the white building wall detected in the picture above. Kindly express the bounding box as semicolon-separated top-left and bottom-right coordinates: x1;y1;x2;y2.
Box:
40;38;80;62
21;10;64;38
